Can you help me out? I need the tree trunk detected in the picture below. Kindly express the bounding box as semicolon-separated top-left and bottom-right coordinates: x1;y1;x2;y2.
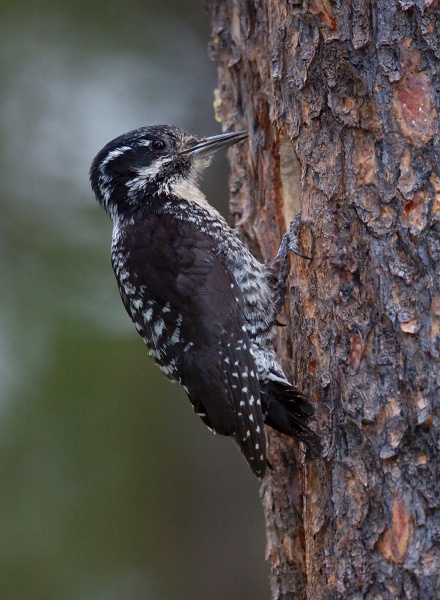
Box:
207;1;440;599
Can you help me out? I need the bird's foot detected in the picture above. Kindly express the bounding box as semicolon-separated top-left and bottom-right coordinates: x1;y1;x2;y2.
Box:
272;210;311;315
277;210;311;261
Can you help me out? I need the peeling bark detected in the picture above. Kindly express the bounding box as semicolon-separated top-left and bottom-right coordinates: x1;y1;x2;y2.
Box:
207;1;440;598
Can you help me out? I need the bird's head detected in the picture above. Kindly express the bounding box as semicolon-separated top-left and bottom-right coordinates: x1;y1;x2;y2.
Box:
90;124;247;220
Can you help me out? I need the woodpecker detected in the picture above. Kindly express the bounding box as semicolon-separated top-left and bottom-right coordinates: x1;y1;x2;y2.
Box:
90;125;319;477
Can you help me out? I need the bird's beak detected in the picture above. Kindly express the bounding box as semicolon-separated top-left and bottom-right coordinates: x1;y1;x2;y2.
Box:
181;130;248;159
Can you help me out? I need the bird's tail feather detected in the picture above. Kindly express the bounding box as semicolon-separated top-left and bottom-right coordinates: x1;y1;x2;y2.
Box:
260;380;321;455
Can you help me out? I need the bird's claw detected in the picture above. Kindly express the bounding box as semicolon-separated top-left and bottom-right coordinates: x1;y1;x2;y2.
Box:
272;210;312;314
277;210;312;261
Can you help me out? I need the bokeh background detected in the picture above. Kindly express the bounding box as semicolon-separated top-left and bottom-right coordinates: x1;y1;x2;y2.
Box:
0;1;268;599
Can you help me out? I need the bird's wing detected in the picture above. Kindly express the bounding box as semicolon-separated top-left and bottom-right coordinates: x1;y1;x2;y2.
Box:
113;212;267;477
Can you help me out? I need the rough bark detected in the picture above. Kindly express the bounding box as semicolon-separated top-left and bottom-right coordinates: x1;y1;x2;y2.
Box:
207;1;440;599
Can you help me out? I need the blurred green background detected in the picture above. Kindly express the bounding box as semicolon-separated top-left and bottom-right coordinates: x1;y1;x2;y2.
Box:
0;1;268;598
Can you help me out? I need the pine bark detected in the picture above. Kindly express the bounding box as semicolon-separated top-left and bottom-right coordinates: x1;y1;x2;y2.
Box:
207;1;440;599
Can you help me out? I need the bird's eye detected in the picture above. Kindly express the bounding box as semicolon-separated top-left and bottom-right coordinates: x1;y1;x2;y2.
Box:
150;138;169;153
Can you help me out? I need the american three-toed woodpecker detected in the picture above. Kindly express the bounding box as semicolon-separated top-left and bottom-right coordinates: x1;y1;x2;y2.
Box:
90;125;319;477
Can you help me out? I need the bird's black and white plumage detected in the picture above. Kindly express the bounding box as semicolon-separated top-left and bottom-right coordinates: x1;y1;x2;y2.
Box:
90;124;319;477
